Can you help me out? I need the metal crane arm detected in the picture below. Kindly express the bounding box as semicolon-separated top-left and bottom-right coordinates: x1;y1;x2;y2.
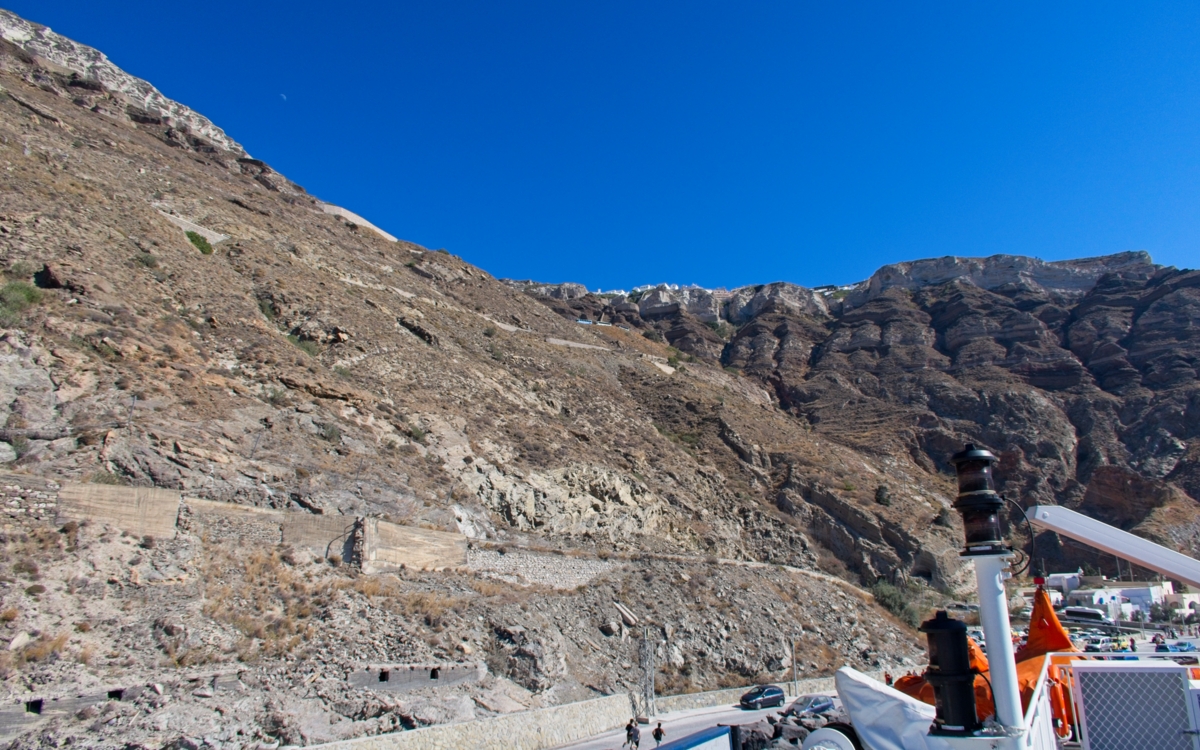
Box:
1026;504;1200;589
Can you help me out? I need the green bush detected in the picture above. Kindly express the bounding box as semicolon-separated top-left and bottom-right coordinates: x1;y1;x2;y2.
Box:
871;581;921;627
0;281;43;326
319;423;341;443
134;253;159;268
186;231;213;255
287;335;320;356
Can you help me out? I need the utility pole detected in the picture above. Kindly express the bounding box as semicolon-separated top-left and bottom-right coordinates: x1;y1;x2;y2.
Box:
639;626;657;718
125;395;137;430
791;638;798;698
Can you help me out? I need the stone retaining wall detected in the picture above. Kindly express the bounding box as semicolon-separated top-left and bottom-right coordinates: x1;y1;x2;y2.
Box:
310;692;631;750
0;471;59;527
181;497;283;546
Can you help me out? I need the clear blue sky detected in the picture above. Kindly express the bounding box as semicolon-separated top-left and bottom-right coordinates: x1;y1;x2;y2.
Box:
13;2;1200;290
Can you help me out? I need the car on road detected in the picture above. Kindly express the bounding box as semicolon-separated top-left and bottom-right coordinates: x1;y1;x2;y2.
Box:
785;694;839;717
1156;643;1182;653
739;685;786;710
1173;641;1197;652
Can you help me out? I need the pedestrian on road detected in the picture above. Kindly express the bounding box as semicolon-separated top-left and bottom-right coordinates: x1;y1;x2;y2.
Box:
623;719;635;748
630;723;641;749
653;722;665;747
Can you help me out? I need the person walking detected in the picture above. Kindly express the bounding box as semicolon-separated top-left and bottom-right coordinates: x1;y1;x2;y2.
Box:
623;719;635;749
652;722;665;747
630;723;642;749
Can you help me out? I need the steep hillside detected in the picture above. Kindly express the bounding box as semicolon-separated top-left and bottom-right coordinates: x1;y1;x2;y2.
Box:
0;8;1195;748
0;12;930;748
514;253;1200;567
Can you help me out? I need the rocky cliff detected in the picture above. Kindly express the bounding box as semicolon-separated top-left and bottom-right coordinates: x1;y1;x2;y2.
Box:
0;8;1194;748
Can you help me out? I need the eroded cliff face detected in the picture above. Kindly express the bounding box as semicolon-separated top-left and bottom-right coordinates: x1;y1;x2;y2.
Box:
516;258;1199;575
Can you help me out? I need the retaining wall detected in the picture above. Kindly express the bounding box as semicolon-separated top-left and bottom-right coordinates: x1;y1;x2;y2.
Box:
56;483;180;539
311;692;631;750
362;519;467;572
182;497;283;545
347;663;484;693
281;513;357;561
0;471;59;526
46;480;463;570
653;676;837;714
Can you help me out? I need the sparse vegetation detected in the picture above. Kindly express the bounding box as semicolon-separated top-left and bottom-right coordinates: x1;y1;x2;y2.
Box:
287;334;321;356
186;231;213;255
0;281;43;326
407;425;427;444
483;326;496;338
318;423;342;443
257;297;277;320
875;485;892;506
870;581;922;627
5;261;33;279
134;253;159;268
88;471;129;485
333;365;351;379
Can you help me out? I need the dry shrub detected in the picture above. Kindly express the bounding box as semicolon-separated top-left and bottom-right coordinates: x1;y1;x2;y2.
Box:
75;621;91;632
77;645;95;665
22;633;68;662
390;591;466;629
0;608;17;622
201;547;323;660
354;577;383;598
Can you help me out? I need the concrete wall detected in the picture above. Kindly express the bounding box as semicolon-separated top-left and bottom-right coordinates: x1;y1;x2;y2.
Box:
56;483;180;539
310;692;631;750
32;480;469;572
363;519;466;573
281;513;357;561
654;676;837;714
347;663;484;693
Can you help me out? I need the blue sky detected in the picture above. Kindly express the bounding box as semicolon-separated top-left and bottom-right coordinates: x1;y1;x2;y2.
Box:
13;2;1200;290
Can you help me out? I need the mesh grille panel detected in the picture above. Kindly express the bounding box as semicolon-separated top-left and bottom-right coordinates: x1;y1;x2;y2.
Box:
1078;668;1194;750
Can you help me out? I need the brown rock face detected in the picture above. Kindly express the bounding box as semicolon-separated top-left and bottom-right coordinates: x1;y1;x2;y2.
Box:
518;261;1199;576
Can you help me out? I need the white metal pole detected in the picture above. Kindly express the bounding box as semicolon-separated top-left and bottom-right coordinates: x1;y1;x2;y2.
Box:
973;555;1023;729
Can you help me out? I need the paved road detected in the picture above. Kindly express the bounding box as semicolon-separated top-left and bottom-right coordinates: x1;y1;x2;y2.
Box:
553;699;795;750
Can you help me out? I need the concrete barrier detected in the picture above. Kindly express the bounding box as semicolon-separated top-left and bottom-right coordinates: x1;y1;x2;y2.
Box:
347;663;485;693
56;483;180;539
309;692;631;750
362;519;466;573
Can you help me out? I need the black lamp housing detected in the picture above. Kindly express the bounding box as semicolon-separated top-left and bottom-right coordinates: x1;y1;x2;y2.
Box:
949;443;1007;556
920;610;982;735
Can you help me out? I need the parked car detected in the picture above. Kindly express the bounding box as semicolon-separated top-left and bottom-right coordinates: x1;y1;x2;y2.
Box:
1173;641;1197;652
740;685;786;710
1155;643;1181;653
1084;636;1114;653
785;694;838;717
